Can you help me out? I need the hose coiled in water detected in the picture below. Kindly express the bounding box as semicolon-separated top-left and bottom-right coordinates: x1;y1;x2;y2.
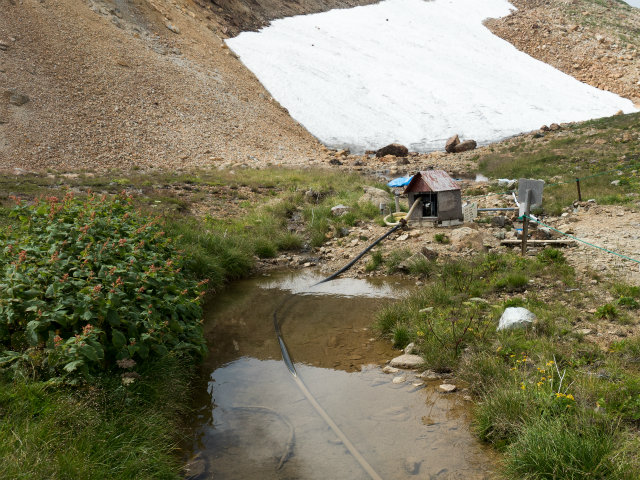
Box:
272;219;407;480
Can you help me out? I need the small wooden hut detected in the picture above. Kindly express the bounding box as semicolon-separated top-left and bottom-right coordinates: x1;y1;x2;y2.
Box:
403;170;463;225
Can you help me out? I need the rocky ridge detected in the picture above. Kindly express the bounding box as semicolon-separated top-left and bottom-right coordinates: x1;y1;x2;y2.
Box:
487;0;640;106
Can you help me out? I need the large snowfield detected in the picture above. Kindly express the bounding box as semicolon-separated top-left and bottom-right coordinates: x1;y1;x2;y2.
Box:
227;0;638;153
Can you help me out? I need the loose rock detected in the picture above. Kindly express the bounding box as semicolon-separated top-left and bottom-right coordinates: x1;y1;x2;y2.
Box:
445;134;460;153
375;143;409;158
389;354;424;369
6;90;30;106
497;307;536;331
404;342;417;354
382;366;400;374
398;252;428;271
331;204;350;216
452;139;477;153
358;186;390;208
439;383;457;393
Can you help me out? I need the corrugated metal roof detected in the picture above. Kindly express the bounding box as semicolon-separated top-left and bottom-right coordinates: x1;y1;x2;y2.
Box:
404;170;460;193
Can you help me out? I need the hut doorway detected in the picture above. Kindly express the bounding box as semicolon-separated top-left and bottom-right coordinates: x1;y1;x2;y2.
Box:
416;192;437;218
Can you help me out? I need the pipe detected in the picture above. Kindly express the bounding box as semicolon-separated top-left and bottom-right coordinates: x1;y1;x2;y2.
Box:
383;197;422;226
272;222;406;480
477;207;518;212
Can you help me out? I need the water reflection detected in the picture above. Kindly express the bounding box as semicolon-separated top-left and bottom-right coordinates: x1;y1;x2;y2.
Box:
187;271;494;479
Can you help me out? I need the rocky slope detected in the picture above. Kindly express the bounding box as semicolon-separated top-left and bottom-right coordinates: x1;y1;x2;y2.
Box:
487;0;640;106
1;0;639;172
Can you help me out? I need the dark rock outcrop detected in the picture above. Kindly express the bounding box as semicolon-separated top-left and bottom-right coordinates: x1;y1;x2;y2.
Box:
375;143;408;158
452;139;477;153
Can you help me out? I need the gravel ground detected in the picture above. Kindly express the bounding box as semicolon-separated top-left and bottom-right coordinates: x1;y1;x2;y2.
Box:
0;0;328;172
1;0;638;173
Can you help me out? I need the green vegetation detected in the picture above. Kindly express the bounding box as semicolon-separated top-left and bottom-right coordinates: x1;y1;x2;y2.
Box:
434;233;450;244
0;167;386;478
376;251;640;479
0;193;206;381
0;356;192;480
476;112;640;214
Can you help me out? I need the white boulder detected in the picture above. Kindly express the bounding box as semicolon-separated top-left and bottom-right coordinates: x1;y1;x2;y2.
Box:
497;307;536;331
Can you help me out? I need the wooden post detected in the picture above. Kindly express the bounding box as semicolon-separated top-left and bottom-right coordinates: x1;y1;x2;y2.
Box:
576;178;582;202
521;189;532;256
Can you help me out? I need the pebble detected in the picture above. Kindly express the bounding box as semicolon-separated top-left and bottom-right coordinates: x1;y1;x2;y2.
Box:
418;370;440;380
165;22;181;34
439;383;457;393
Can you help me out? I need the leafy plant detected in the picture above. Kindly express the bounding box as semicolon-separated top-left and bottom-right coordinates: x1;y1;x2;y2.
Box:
434;233;450;244
365;249;384;272
0;192;206;381
595;303;618;320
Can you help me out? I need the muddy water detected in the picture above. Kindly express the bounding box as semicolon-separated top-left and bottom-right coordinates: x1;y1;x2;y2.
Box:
187;271;495;479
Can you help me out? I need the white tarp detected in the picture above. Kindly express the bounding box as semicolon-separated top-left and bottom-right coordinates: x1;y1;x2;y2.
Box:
227;0;638;153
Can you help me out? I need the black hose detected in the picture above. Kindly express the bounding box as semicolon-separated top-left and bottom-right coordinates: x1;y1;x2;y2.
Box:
312;222;405;286
273;220;405;375
271;221;405;480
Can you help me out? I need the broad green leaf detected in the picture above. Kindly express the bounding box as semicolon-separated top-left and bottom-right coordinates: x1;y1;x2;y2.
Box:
106;308;120;326
112;330;126;350
64;360;84;372
79;344;99;362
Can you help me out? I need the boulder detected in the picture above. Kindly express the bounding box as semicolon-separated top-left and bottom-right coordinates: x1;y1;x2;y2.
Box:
445;134;460;153
389;354;424;369
358;186;390;208
398;252;429;271
375;143;408;158
452;139;477;153
330;204;350;216
420;247;439;260
449;226;495;251
497;307;536;331
491;215;506;227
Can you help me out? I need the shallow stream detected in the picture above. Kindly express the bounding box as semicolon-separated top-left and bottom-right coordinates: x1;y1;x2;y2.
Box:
186;271;495;479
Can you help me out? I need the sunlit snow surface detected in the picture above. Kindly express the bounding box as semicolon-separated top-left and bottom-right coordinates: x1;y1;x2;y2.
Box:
227;0;638;153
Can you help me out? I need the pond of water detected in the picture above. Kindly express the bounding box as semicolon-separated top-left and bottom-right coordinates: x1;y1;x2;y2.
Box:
186;271;495;479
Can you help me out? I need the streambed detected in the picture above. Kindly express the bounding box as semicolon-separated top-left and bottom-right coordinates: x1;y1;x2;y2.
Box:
186;271;495;479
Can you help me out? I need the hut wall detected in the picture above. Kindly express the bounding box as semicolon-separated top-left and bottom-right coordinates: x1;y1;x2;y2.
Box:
436;190;463;221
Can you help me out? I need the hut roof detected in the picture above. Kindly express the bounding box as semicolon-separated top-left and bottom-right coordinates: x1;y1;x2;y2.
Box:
403;170;460;194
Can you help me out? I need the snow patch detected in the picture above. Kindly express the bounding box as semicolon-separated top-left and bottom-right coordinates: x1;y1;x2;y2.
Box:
227;0;638;153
